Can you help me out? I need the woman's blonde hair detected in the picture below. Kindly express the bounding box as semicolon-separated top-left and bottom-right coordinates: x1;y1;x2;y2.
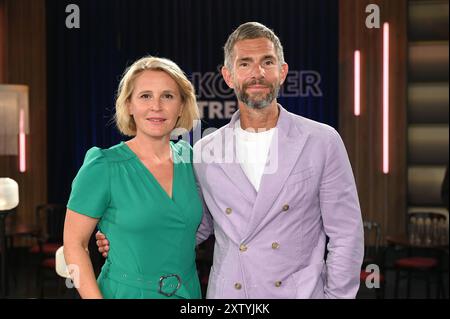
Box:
115;56;199;136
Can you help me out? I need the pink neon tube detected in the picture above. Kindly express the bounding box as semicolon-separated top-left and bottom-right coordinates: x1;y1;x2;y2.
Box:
354;50;361;116
383;23;389;174
19;109;26;172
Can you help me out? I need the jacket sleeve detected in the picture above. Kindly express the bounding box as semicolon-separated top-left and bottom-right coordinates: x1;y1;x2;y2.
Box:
196;202;214;245
319;129;364;299
194;164;214;245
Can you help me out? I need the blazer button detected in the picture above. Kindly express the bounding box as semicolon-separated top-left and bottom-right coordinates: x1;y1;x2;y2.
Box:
272;242;280;249
239;244;248;252
282;204;289;211
225;208;232;215
275;281;282;287
234;282;242;290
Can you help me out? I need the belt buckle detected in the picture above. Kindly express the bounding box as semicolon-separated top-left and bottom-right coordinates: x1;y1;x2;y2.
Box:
158;274;181;297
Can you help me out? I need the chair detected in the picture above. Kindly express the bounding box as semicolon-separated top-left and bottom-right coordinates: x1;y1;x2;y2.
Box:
360;220;385;298
389;211;448;299
3;209;39;296
28;204;66;298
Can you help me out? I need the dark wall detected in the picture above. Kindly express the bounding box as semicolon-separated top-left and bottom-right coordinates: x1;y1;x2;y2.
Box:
46;0;338;204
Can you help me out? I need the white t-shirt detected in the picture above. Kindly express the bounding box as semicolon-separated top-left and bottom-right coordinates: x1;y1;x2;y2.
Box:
235;120;275;191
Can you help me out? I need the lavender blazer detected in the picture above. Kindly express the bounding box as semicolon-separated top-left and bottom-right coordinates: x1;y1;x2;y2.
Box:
193;105;364;299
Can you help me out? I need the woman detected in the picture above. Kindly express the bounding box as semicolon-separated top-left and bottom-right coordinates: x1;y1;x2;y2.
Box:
63;56;202;299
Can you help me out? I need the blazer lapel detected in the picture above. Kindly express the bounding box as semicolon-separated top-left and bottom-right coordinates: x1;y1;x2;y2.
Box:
242;105;310;242
215;110;257;204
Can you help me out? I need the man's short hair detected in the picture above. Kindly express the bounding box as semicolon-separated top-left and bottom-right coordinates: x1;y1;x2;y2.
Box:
223;22;285;70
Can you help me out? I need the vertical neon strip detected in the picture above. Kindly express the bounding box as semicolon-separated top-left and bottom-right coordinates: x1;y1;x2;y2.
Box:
383;23;389;174
19;108;26;172
354;50;361;116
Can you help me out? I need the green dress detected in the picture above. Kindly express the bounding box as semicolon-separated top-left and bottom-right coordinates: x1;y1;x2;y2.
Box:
67;140;203;299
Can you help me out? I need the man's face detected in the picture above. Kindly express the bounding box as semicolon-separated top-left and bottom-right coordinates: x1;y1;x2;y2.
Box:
222;38;288;109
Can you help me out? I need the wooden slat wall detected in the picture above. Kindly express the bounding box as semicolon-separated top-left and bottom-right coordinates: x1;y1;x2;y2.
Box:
339;0;408;241
0;0;47;244
0;0;6;83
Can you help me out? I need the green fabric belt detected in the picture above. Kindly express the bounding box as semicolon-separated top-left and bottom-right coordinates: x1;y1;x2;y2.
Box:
101;261;195;299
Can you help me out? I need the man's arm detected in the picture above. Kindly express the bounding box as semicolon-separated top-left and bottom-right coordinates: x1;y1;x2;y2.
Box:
195;174;214;245
319;129;364;299
197;206;214;245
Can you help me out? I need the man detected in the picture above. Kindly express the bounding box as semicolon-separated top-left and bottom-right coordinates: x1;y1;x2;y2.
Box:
97;22;364;298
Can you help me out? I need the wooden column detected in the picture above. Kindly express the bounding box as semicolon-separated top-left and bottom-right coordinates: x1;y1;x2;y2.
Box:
339;0;408;241
0;0;7;83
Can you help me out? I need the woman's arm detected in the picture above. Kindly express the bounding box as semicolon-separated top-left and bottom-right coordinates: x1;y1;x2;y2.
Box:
63;208;103;299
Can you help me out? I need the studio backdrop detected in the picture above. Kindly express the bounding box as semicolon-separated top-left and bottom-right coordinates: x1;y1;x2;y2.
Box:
46;0;338;204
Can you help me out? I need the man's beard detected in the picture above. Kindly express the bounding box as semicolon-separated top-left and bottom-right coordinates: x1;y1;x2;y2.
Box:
234;78;281;109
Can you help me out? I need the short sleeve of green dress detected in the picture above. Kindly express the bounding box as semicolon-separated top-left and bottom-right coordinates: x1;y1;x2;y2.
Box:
67;147;110;218
67;140;203;299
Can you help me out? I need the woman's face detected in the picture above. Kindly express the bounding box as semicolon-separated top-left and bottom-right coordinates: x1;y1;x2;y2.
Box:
127;70;183;139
